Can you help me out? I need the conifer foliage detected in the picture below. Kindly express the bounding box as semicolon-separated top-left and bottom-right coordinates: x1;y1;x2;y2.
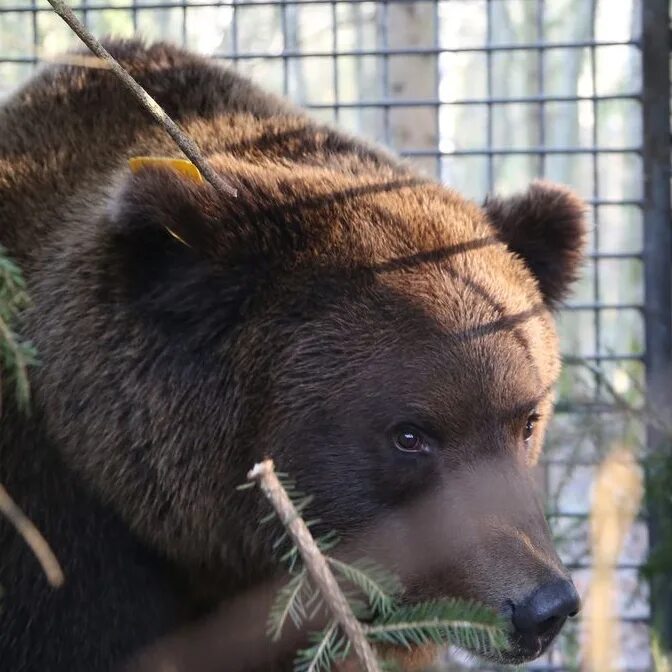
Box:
0;245;37;412
244;460;508;672
0;245;63;588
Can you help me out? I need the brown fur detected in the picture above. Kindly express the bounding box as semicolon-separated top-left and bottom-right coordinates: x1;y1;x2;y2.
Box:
0;40;586;671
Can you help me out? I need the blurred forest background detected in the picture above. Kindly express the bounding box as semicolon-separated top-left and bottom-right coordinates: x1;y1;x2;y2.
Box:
0;0;660;670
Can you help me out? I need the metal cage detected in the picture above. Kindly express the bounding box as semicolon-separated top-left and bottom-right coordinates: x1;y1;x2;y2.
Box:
0;1;669;670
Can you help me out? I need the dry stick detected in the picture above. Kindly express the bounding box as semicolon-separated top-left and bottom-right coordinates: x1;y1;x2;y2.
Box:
247;460;382;672
45;0;238;199
0;483;64;588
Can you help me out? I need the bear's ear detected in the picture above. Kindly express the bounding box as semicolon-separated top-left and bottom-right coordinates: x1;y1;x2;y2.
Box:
483;180;587;308
103;164;254;325
109;163;234;260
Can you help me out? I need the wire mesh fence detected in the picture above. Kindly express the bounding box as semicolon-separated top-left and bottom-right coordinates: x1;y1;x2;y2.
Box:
0;1;669;670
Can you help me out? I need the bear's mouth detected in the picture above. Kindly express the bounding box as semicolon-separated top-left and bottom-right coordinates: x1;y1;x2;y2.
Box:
372;616;557;668
479;625;562;665
376;633;551;669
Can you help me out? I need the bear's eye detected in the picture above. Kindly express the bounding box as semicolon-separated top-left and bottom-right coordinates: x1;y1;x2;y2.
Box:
523;412;540;442
393;425;430;454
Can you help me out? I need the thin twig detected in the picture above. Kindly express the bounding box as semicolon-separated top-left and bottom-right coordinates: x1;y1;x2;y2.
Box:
0;483;64;588
247;459;382;672
45;0;238;199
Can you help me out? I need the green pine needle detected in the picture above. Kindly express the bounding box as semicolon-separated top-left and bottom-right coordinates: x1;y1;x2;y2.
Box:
365;598;508;656
315;531;340;553
0;245;37;413
294;623;351;672
328;557;401;618
268;570;311;640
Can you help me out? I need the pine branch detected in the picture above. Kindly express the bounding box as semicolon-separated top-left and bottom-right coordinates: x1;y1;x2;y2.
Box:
0;247;37;413
0;247;64;588
0;314;36;414
294;623;350;672
327;558;400;619
248;459;383;672
45;0;238;199
246;461;511;669
365;599;507;655
268;570;311;641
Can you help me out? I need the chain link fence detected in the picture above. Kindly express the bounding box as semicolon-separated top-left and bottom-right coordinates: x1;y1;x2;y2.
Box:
1;1;670;670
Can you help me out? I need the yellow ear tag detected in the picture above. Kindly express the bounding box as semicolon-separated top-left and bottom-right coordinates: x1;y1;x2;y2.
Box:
128;156;203;184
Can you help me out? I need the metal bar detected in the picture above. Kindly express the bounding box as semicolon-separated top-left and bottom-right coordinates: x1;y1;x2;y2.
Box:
642;0;672;650
554;403;645;414
561;302;642;311
547;512;648;521
536;0;545;177
331;0;339;122
230;0;238;59
208;40;640;57
400;146;641;157
432;0;440;179
380;0;390;145
564;562;646;571
1;44;644;63
30;0;38;67
543;457;644;466
353;2;364;133
485;0;494;190
586;198;644;207
563;353;644;363
589;0;602;403
181;0;187;47
280;0;289;97
302;93;642;107
585;252;643;259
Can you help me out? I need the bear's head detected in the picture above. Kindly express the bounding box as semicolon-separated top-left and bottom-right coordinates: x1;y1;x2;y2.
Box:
33;141;586;665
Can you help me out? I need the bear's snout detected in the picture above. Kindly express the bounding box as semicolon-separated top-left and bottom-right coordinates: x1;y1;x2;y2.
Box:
508;578;581;657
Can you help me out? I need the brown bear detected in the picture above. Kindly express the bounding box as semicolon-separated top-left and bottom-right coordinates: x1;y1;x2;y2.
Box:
0;40;585;671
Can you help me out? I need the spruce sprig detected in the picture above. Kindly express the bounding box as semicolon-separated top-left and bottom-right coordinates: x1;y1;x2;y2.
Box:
246;460;509;672
365;599;508;655
294;623;350;672
0;245;37;412
268;569;311;640
0;246;63;588
327;557;401;619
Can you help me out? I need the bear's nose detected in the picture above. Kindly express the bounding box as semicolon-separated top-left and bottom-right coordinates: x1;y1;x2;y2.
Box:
511;579;581;639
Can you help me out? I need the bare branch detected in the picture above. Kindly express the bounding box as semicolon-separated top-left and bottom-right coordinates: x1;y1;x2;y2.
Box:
45;0;238;199
247;459;382;672
0;483;64;588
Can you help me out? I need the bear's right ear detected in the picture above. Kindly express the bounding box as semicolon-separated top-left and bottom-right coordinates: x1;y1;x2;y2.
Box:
103;163;254;321
109;162;235;260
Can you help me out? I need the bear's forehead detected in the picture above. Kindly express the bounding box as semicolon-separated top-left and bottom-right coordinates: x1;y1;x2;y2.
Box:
260;170;561;409
273;245;560;431
346;273;558;421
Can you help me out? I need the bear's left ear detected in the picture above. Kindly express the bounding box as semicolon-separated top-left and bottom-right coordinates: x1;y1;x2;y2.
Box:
483;180;588;309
